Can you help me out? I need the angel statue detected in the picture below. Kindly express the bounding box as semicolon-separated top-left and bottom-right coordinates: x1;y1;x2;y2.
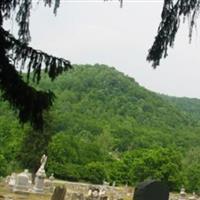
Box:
36;154;47;177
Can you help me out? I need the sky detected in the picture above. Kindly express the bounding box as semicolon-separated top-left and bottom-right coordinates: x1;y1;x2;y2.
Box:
6;0;200;98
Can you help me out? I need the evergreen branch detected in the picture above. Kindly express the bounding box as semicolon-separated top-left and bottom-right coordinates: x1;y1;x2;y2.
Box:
3;28;72;83
0;28;55;130
147;0;200;68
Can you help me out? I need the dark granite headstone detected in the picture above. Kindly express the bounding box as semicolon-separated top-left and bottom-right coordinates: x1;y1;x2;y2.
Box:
133;180;169;200
51;186;66;200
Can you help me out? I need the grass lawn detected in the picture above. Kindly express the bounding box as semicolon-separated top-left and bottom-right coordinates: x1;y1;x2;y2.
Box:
0;182;51;200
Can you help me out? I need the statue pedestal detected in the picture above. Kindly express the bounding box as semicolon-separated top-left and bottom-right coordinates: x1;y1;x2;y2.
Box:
33;176;45;193
33;168;46;193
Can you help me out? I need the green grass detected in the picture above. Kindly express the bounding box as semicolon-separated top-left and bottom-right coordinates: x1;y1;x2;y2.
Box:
0;182;51;200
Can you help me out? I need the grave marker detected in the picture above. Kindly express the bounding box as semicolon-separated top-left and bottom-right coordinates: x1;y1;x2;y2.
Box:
133;180;169;200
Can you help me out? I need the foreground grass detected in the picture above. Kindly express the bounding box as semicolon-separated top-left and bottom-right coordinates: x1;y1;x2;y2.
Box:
0;182;51;200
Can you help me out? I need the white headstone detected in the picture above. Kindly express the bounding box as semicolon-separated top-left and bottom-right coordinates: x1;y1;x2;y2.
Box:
13;170;31;192
112;181;116;187
189;192;196;200
49;173;55;192
7;173;16;187
49;173;55;181
178;187;186;200
99;187;106;196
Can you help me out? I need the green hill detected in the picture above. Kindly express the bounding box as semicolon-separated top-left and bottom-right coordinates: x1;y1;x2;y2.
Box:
161;95;200;123
1;64;200;191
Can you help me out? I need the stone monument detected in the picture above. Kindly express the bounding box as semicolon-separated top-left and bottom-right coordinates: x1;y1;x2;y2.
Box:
179;187;186;200
51;186;66;200
33;154;47;193
49;173;55;192
86;186;100;200
44;173;55;193
189;192;197;200
133;180;169;200
7;173;16;188
13;169;32;192
99;187;108;200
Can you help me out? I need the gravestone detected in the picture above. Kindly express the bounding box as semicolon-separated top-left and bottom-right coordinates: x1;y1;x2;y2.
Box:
49;173;55;181
179;187;186;200
133;180;169;200
0;195;5;200
100;197;108;200
7;173;16;188
49;173;55;192
51;186;66;200
13;170;31;192
189;192;197;200
71;193;84;200
86;186;100;200
44;179;52;193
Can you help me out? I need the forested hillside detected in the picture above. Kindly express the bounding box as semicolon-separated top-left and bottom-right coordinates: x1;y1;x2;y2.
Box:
161;95;200;124
1;64;200;191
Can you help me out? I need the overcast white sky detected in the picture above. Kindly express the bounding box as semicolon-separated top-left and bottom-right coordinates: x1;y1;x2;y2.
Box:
8;0;200;98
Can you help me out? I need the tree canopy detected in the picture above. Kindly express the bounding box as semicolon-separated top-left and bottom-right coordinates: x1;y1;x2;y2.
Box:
1;0;199;129
1;64;200;190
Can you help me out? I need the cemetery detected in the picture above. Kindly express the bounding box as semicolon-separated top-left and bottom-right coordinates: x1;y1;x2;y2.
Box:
0;154;199;200
2;1;200;200
0;154;133;200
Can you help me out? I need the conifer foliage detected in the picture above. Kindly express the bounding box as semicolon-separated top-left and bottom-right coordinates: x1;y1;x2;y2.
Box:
147;0;200;67
0;0;71;129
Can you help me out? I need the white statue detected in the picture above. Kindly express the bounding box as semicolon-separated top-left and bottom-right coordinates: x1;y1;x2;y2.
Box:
34;154;47;193
36;154;47;176
40;154;47;170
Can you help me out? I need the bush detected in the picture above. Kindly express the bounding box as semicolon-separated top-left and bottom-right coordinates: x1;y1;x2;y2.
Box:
0;154;7;176
121;148;183;190
85;162;107;184
48;162;80;181
184;164;200;193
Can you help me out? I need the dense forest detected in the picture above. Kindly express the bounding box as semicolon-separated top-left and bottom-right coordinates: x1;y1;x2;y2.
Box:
1;64;200;192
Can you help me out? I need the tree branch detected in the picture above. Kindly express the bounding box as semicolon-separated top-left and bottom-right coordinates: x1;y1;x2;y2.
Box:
3;27;72;83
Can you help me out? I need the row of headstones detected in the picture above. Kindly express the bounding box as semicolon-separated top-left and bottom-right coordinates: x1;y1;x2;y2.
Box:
5;154;53;194
63;181;130;200
5;172;125;199
6;171;122;199
51;186;121;200
6;169;55;193
51;183;199;200
177;187;197;200
64;181;130;198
